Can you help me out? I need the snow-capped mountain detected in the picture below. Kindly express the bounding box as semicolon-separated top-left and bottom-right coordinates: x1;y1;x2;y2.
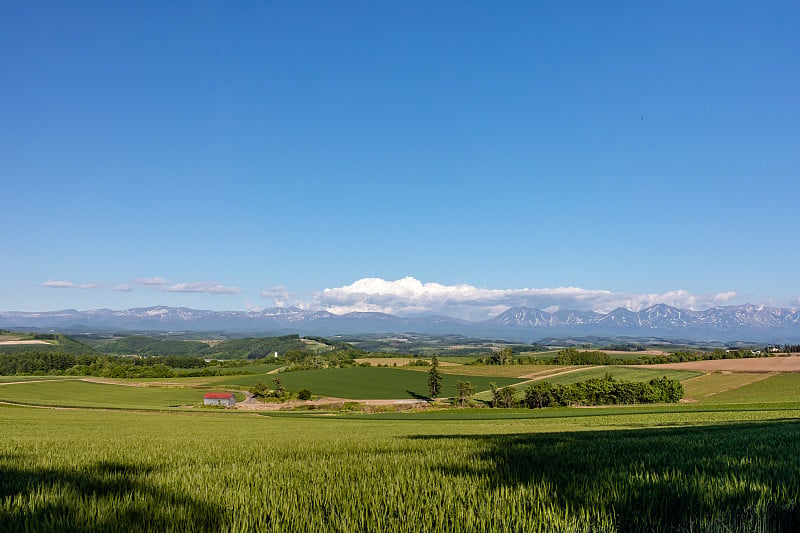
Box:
1;304;799;342
482;304;800;341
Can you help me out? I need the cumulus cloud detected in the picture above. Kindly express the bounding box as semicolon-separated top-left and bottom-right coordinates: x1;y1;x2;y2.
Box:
112;284;134;292
310;277;743;321
165;282;240;294
41;280;76;288
711;291;737;304
79;282;104;289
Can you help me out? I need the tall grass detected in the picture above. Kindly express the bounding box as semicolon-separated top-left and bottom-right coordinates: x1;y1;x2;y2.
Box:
2;406;800;531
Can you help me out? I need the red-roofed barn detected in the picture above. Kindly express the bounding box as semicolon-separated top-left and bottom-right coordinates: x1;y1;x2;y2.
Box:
203;392;236;408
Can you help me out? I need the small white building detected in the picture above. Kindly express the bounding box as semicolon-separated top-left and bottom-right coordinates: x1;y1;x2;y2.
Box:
203;392;236;408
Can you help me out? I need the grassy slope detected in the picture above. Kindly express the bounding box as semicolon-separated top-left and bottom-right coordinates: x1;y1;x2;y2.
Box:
210;367;522;399
402;364;552;378
0;380;206;409
701;373;800;404
0;376;65;383
540;366;702;385
681;372;770;401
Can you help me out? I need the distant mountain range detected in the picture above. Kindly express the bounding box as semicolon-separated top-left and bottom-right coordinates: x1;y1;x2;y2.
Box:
1;304;799;342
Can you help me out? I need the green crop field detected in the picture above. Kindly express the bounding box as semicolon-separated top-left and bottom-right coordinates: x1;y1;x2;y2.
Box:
403;363;554;378
535;366;702;386
2;404;800;531
0;376;65;383
681;372;770;401
209;367;522;399
2;361;800;531
0;380;207;409
701;373;800;405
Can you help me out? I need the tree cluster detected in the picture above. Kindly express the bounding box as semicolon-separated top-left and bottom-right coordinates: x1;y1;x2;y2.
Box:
249;378;312;401
553;348;612;365
488;347;515;365
281;346;365;371
521;375;683;408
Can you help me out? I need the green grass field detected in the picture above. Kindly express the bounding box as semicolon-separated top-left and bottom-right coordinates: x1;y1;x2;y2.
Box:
537;366;702;385
0;380;207;409
701;373;800;405
2;404;800;531
0;375;65;383
2;359;800;531
211;367;522;399
403;363;552;378
681;372;769;401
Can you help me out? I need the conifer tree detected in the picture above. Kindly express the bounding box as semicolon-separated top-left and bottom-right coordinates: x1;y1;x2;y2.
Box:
427;354;443;399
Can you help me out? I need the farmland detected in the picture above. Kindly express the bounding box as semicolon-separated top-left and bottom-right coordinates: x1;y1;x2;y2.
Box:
208;367;523;399
538;366;702;386
0;380;206;409
647;355;800;372
701;373;800;405
2;404;800;531
2;337;800;531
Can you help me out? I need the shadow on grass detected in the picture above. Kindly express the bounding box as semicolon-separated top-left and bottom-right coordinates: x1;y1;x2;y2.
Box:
0;458;228;531
410;418;800;532
405;389;431;401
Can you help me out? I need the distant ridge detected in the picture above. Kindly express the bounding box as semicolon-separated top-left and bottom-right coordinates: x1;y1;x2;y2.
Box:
1;304;799;342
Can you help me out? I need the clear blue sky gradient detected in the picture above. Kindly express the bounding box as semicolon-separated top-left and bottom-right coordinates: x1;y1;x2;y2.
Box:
2;2;798;311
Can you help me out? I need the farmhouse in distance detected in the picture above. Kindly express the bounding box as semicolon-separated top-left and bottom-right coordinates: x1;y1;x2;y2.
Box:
203;392;236;408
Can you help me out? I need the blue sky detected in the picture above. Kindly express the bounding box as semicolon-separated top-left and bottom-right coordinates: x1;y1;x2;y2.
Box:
2;2;798;316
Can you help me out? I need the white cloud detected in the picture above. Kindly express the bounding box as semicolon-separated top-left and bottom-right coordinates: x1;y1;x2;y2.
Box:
133;277;239;295
260;286;293;306
135;277;167;286
42;280;107;290
712;291;737;304
41;280;76;288
165;282;240;294
245;301;264;312
112;284;134;292
310;277;743;321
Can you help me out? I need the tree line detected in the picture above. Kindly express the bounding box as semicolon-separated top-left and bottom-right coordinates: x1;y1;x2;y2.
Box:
478;375;684;409
102;334;306;359
0;352;255;379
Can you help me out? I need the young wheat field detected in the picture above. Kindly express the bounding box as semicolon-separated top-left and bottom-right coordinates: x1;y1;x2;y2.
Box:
2;401;800;532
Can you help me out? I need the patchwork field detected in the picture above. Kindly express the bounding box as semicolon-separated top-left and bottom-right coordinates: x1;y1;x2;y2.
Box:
535;366;702;386
700;373;800;405
402;363;557;377
646;355;800;372
208;367;522;399
680;372;773;402
355;357;461;367
3;346;800;531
